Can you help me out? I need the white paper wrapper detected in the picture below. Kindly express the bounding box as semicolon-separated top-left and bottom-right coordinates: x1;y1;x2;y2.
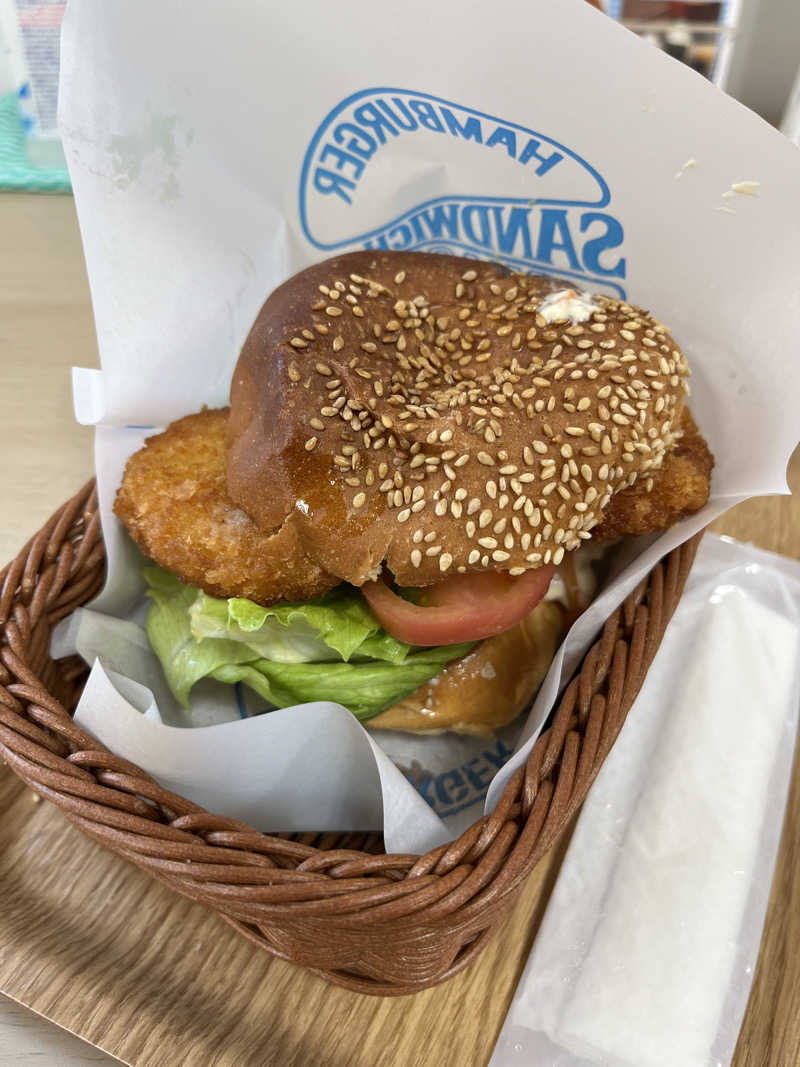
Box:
490;535;800;1067
54;0;800;852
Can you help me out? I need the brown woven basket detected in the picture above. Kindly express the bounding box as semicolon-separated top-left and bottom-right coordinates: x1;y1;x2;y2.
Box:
0;480;702;995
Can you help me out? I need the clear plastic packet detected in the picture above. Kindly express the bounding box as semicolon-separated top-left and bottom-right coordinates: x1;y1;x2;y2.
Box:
490;533;800;1067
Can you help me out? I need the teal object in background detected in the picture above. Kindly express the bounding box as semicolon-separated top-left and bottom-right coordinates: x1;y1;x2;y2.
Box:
0;90;70;192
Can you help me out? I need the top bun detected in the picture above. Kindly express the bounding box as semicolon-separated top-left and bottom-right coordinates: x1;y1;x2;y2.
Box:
226;251;691;587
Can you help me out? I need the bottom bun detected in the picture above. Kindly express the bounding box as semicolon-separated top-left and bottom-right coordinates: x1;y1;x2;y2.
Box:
367;600;565;737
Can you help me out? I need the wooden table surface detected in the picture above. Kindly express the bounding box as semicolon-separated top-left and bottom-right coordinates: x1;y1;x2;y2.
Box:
1;192;799;1067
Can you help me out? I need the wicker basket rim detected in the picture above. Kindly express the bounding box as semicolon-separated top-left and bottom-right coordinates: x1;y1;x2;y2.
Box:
0;479;702;993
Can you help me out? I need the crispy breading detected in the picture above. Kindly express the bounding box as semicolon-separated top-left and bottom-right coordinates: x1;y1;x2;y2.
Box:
115;406;712;603
114;409;337;605
593;408;713;542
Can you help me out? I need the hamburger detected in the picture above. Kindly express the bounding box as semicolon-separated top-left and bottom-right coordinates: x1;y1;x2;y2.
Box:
114;251;713;735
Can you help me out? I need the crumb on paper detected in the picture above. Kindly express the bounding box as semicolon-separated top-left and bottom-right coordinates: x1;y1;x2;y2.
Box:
675;158;698;179
722;180;760;199
716;206;737;215
731;180;760;196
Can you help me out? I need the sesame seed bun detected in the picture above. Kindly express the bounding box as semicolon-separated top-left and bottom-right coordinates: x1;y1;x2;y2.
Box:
226;251;693;588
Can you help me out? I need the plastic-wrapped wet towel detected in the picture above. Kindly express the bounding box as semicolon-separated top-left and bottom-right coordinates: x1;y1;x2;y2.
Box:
52;0;800;852
490;535;800;1067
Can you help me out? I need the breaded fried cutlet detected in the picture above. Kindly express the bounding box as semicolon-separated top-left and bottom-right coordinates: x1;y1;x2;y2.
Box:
115;406;712;604
593;409;713;542
113;409;337;604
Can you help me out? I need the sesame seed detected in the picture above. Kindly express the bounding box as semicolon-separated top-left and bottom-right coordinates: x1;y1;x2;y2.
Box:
426;545;442;557
304;437;317;451
439;553;453;572
477;452;495;466
288;363;301;383
326;306;342;317
468;549;480;564
290;337;308;349
352;492;366;508
462;269;478;281
397;508;411;523
492;550;510;562
478;537;498;549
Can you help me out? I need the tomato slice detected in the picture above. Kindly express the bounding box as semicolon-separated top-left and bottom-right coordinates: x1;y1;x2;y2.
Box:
360;565;555;646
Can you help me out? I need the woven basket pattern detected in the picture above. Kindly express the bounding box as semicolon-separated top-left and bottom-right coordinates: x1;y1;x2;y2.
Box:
0;481;701;994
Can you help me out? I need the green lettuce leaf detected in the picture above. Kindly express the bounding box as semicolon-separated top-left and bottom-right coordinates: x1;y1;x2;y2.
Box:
143;567;473;721
189;582;420;664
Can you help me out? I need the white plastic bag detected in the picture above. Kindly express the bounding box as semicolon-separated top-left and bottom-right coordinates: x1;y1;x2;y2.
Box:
491;534;800;1067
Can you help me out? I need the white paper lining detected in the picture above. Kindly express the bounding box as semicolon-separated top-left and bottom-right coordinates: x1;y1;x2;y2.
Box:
54;0;800;852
